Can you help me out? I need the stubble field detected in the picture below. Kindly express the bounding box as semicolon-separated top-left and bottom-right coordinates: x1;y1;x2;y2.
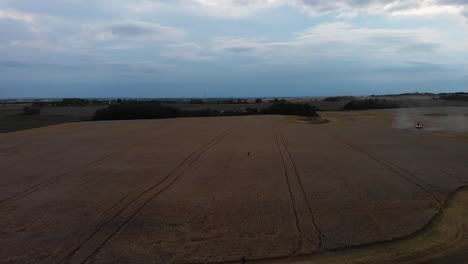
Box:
1;110;467;263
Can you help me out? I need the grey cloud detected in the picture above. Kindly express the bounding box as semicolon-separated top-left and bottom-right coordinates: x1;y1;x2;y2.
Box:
463;9;468;17
160;43;212;61
0;60;83;70
295;0;392;11
291;0;468;18
2;0;120;19
212;22;450;64
437;0;468;4
0;20;37;44
399;43;440;53
403;61;456;72
0;59;139;70
224;46;259;53
104;21;184;41
111;23;160;37
0;60;32;68
385;2;423;12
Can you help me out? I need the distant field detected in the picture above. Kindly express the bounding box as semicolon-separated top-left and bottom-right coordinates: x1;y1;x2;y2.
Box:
0;105;105;133
2;96;468;133
1;112;467;263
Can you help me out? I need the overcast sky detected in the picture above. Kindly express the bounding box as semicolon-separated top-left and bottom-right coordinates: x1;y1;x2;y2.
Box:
1;0;468;98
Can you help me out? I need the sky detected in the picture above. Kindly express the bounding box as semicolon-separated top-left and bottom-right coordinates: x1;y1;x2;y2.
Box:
1;0;468;98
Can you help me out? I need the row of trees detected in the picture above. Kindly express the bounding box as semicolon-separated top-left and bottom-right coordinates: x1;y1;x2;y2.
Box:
439;94;468;101
261;101;318;117
343;99;400;110
92;101;318;121
189;98;265;104
323;96;355;102
33;98;107;107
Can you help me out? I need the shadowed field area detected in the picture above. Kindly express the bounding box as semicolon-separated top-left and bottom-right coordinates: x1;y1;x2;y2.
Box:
0;111;467;263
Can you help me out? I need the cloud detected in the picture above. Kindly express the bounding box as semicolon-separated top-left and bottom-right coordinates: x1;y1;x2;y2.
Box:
463;8;468;17
399;43;440;53
0;10;34;23
213;23;444;61
2;0;468;21
160;43;212;61
124;0;468;19
292;0;466;18
213;37;265;55
97;21;185;42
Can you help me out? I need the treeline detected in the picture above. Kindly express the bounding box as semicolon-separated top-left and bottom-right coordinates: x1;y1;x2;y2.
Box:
188;99;249;104
343;99;400;110
33;98;109;107
189;98;265;104
92;101;318;121
439;93;468;101
323;96;355;102
261;101;318;117
93;103;181;120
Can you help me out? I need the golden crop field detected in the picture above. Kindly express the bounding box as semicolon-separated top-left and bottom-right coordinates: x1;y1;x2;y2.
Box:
1;112;467;264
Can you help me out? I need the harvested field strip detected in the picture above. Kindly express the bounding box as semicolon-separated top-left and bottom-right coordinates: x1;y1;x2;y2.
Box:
272;186;468;264
59;128;231;264
0;152;120;206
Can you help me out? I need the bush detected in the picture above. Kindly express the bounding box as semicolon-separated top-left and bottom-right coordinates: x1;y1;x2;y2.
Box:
254;98;263;103
262;102;317;117
23;106;41;115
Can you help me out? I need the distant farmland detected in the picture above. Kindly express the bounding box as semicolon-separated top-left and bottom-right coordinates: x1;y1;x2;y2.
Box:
1;109;467;263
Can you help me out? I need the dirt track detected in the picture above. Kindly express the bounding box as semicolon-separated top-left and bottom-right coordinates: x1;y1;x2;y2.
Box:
1;112;467;263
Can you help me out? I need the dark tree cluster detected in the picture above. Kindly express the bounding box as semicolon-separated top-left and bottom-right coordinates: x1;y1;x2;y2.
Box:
323;96;355;102
33;98;109;107
23;106;41;115
93;104;181;120
189;99;204;104
211;99;248;104
343;99;399;110
92;101;318;121
261;101;318;117
439;94;468;101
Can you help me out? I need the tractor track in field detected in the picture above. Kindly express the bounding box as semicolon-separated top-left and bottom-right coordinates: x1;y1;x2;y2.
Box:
59;128;231;264
274;129;303;256
0;152;120;207
100;193;133;217
0;122;178;207
323;127;443;206
277;131;325;251
343;141;443;206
